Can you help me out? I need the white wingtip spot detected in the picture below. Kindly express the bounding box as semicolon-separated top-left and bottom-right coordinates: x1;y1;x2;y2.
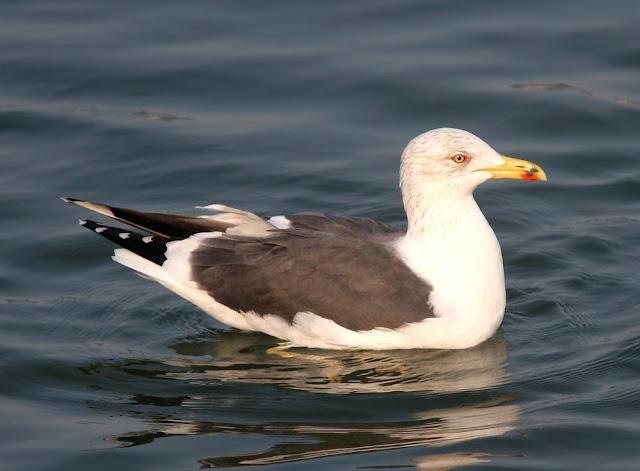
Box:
119;232;130;239
142;236;154;243
95;227;107;233
78;219;87;225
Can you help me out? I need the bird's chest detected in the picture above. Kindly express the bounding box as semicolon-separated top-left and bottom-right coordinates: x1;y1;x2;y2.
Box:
395;225;506;327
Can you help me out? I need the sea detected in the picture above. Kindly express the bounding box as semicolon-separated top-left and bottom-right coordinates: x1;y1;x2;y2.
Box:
1;1;639;469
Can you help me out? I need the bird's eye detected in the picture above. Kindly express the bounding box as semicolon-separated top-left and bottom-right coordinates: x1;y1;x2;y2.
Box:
451;153;470;164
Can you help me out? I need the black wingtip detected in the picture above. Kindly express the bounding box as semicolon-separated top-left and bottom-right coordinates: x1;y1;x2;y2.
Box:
79;219;169;265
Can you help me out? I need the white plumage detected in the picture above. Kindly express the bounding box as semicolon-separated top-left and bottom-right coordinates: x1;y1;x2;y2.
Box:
70;128;547;350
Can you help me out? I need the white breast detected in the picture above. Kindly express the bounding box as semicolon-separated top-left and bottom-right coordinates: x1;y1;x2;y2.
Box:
394;197;506;348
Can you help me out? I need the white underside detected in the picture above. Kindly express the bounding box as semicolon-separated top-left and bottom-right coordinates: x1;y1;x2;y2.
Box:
115;247;494;350
111;198;506;350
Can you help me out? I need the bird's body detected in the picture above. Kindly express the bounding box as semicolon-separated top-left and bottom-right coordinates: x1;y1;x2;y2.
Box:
64;128;546;350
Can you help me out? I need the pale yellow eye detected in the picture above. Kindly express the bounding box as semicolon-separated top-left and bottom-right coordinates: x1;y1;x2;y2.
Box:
451;153;470;164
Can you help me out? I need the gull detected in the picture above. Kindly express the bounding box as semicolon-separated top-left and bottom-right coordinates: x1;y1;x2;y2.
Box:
63;128;546;350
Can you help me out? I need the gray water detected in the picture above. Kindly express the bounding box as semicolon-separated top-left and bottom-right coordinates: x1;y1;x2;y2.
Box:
2;1;640;469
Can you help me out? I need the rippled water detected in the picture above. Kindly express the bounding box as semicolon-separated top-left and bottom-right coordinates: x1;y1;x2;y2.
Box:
2;1;639;469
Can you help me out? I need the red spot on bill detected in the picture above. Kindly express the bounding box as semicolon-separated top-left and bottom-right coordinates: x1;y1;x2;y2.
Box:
521;172;539;181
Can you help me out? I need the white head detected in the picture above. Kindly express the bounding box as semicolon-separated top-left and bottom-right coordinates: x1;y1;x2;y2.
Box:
399;128;546;235
400;128;504;196
400;128;546;196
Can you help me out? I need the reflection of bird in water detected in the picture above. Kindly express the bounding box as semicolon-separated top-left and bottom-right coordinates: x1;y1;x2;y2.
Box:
414;452;493;470
145;398;519;468
165;329;512;394
85;330;519;469
64;128;546;350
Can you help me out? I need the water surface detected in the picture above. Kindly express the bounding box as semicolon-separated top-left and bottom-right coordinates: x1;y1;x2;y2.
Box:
1;1;639;469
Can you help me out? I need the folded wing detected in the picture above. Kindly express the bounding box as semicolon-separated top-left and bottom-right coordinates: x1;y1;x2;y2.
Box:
188;231;434;331
65;198;430;331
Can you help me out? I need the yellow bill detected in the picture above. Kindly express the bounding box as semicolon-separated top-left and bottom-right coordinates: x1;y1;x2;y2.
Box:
479;155;547;181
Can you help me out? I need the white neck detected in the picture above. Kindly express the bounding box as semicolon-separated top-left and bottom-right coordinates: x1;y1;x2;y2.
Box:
395;182;506;346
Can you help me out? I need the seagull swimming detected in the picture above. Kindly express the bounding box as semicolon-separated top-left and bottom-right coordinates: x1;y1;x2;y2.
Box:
63;128;546;350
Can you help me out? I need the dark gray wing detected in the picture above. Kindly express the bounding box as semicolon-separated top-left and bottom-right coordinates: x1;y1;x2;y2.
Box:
286;214;401;242
190;232;433;331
